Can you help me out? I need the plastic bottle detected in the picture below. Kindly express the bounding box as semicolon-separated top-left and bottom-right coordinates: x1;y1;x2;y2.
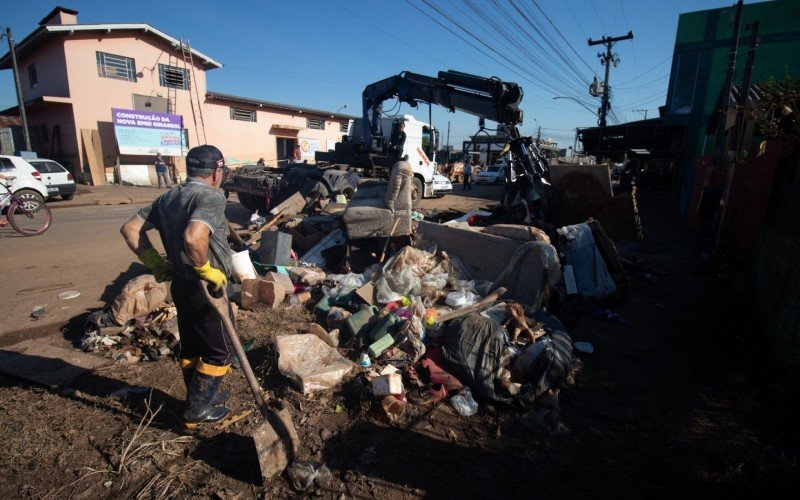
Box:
450;387;479;417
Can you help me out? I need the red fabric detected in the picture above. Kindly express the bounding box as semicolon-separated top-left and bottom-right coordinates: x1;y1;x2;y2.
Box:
422;346;464;393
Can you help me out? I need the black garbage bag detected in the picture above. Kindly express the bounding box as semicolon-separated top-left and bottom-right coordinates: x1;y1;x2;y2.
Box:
442;313;512;402
511;329;573;401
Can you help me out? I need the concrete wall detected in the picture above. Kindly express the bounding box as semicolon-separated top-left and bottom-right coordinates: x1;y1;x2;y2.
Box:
62;32;209;172
203;99;348;167
7;25;350;181
19;39;70;100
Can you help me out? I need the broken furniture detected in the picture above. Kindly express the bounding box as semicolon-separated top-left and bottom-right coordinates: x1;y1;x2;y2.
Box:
342;161;413;240
416;220;561;309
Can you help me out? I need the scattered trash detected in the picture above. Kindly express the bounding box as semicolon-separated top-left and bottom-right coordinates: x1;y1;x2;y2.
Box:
358;353;372;367
286;460;333;492
381;395;406;421
371;373;403;396
593;308;628;325
58;291;81;300
110;386;150;399
276;334;353;393
450;387;479;417
512;330;574;401
30;304;46;320
573;341;594;354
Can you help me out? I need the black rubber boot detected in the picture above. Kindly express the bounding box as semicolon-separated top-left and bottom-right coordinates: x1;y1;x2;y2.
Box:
183;370;230;428
182;367;230;406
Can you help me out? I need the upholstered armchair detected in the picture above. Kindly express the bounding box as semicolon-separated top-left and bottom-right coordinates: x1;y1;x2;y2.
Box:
342;161;413;240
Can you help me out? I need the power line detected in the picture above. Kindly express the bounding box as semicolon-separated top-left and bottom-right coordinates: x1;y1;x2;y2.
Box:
614;74;668;90
615;55;671;86
531;0;599;79
405;0;592;106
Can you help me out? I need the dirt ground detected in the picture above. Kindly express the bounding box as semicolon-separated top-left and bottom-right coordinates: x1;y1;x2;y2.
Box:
1;188;799;498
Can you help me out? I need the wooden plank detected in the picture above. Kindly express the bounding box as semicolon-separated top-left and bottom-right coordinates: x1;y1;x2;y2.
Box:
0;339;109;387
269;191;305;217
90;129;107;186
80;128;106;186
549;163;612;197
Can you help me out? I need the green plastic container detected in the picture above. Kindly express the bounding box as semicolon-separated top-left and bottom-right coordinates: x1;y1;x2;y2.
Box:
345;306;379;338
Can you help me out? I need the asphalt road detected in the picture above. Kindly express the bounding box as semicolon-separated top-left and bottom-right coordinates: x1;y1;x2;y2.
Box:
0;185;503;343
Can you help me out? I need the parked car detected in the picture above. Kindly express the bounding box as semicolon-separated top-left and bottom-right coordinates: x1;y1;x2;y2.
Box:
431;173;453;196
474;165;505;184
28;158;77;200
0;155;50;206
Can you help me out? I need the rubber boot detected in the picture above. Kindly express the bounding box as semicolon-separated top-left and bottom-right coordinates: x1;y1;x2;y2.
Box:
183;360;231;428
182;366;231;406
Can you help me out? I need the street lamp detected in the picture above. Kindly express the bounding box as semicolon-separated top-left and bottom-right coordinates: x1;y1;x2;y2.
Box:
335;104;349;115
552;96;598;116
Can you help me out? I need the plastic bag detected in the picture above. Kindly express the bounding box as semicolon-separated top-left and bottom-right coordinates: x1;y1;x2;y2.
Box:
451;387;479;417
325;272;366;298
511;330;573;400
286;461;333;492
276;334;353;393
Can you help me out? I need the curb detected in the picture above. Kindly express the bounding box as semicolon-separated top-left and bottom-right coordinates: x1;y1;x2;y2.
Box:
49;198;155;210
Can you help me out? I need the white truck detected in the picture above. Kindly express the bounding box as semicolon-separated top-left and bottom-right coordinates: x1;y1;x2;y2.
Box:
330;114;452;202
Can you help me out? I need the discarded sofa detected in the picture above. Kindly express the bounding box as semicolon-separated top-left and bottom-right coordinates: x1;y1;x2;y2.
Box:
417;220;561;309
342;161;413;239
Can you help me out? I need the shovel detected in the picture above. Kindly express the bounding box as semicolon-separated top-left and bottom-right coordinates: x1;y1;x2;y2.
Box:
200;282;299;484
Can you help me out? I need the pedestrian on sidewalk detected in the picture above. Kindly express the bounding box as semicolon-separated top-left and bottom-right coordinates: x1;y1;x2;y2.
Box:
121;145;234;428
155;153;172;188
463;160;472;191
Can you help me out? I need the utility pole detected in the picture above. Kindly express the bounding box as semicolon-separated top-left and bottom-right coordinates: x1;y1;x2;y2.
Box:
536;126;541;146
4;27;32;151
588;31;633;127
633;108;648;120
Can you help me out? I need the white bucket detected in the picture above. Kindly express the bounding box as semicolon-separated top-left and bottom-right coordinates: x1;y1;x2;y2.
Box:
231;250;257;282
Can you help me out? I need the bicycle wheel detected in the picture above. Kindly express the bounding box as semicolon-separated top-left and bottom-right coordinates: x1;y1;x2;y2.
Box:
7;198;52;236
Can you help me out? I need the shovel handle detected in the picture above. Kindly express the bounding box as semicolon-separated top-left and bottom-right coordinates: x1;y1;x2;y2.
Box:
199;282;270;414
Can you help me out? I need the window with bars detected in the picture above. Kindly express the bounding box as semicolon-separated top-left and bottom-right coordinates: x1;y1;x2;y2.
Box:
96;51;137;82
307;118;324;130
230;107;256;122
158;64;189;90
28;64;37;88
340;121;349;133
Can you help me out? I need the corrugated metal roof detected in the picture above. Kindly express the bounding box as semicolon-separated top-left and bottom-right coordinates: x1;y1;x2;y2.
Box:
0;23;222;70
206;91;358;120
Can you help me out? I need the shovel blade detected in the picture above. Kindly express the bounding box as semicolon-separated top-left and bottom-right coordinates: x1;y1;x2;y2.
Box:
252;408;300;484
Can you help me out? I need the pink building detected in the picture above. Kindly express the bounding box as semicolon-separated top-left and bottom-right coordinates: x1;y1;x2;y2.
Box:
0;7;352;183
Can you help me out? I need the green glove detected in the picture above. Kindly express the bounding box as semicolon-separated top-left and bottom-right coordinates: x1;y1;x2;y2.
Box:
194;260;227;291
138;248;173;282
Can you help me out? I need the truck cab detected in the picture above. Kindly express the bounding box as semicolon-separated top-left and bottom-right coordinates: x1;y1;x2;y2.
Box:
330;114;445;202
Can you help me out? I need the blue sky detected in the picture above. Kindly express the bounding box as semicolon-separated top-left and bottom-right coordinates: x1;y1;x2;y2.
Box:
2;0;741;148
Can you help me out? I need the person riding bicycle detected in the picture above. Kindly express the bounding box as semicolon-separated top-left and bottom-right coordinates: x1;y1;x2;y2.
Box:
0;173;14;227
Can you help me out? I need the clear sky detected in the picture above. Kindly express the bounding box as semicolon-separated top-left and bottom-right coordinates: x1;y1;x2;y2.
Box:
1;0;743;149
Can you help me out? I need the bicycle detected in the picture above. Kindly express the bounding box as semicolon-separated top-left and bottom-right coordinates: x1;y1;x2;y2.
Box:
0;178;52;236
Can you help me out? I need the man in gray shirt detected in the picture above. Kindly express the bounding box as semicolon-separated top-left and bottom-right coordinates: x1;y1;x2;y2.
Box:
121;145;233;428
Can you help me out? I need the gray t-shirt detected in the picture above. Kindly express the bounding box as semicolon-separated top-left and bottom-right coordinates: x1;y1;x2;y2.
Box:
137;178;232;281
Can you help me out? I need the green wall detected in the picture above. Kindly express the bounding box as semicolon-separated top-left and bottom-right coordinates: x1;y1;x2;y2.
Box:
663;0;800;219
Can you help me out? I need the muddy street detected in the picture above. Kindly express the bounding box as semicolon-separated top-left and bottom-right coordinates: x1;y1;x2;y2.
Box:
0;188;797;498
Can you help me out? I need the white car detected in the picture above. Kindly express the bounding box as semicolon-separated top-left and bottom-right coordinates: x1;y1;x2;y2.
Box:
0;155;50;206
28;158;77;200
431;173;453;197
474;165;505;184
